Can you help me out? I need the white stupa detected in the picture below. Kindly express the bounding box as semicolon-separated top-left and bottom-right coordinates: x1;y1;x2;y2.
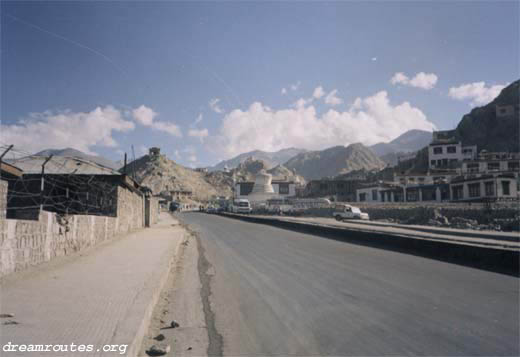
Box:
248;170;276;203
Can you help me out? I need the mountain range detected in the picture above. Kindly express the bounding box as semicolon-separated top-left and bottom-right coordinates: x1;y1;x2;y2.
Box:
210;147;307;171
34;148;120;170
369;129;433;156
284;143;386;180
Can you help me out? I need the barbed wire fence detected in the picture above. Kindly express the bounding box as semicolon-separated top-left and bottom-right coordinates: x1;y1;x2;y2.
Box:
0;143;122;219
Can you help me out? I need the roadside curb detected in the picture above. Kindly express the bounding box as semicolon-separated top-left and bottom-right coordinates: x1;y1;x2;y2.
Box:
125;218;187;357
219;213;519;276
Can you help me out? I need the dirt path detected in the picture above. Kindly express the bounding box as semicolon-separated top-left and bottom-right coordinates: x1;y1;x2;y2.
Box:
139;225;210;356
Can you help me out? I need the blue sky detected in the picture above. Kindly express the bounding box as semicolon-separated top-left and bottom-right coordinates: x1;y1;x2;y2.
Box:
1;1;517;167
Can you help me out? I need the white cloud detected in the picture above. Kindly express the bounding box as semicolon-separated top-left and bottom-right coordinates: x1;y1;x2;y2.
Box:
281;88;287;95
293;97;312;109
131;105;182;137
0;106;135;155
181;146;197;164
194;113;203;126
390;72;409;85
290;81;301;91
209;98;223;113
448;81;507;106
211;91;436;158
132;105;157;126
324;89;343;106
174;150;181;160
188;128;209;143
152;121;182;137
138;145;148;156
312;86;326;99
390;72;438;90
371;57;377;61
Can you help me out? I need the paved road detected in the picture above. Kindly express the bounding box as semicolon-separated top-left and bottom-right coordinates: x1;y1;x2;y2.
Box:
179;212;519;356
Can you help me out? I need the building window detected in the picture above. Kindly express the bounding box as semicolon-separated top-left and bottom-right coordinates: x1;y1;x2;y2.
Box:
468;183;481;198
431;160;436;166
320;183;328;191
502;181;511;195
337;183;344;189
487;162;500;171
484;181;495;196
508;161;519;171
452;185;463;200
447;146;457;154
359;193;366;202
372;190;378;201
278;183;289;195
467;163;479;173
406;190;418;202
433;147;443;155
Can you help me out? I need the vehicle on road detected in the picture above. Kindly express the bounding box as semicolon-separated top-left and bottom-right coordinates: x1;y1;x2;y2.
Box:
231;199;253;214
333;204;369;221
206;206;218;214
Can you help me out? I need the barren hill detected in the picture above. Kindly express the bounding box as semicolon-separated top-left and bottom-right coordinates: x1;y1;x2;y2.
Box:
121;154;232;201
284;143;386;180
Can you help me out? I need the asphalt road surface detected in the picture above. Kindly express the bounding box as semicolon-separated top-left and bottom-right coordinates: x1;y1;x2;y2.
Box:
179;212;519;356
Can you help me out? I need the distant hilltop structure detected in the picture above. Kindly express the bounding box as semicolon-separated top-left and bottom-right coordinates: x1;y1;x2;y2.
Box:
149;147;161;157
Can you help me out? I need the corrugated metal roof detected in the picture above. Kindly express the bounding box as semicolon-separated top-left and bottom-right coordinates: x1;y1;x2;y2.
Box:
6;156;119;175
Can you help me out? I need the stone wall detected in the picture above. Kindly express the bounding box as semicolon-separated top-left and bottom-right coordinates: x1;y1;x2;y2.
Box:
0;180;7;219
148;197;160;226
0;211;121;276
116;186;144;234
0;184;147;277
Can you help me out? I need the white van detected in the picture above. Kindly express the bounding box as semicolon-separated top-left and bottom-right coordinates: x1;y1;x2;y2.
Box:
232;199;253;214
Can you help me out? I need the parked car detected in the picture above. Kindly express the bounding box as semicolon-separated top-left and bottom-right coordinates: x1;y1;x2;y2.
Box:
333;204;369;221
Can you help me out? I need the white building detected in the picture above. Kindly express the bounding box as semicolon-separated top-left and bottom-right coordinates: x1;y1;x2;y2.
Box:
428;140;477;169
462;152;520;176
450;174;518;201
235;171;296;203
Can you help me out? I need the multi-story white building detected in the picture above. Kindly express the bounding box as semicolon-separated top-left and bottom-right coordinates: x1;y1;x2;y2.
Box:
428;140;477;169
462;152;520;176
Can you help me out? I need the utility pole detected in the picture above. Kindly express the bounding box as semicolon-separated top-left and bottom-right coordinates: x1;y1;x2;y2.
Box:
40;155;53;213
